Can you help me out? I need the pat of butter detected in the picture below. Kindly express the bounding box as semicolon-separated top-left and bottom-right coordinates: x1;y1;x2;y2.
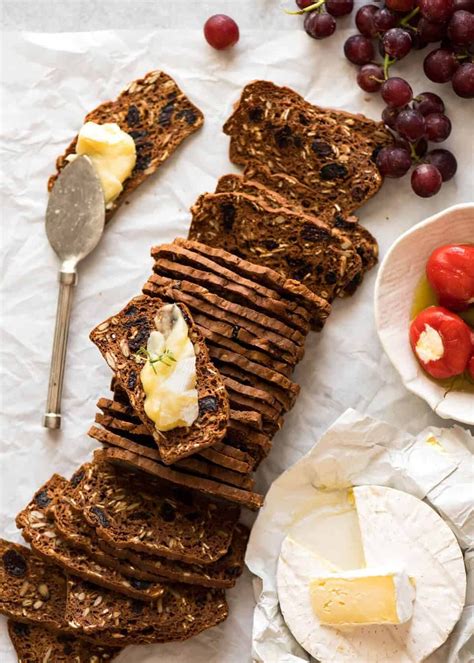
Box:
74;122;136;205
415;324;444;363
140;304;198;432
309;567;415;627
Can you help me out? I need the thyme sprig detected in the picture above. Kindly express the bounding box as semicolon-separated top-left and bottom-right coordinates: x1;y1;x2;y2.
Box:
134;346;176;374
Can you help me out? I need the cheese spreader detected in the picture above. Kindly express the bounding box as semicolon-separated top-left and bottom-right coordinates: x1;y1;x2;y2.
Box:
43;156;105;429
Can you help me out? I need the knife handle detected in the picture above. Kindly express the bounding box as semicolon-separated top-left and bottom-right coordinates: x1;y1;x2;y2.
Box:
43;269;77;429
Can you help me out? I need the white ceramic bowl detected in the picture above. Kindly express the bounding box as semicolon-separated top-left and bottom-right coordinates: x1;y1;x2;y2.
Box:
375;203;474;425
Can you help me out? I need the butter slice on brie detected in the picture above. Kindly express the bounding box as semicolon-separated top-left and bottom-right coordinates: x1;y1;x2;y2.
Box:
72;122;136;205
140;304;199;432
309;567;415;626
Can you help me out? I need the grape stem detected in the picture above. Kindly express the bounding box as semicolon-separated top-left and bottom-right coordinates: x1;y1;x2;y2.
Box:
383;54;396;80
284;0;325;15
410;143;421;162
399;7;420;27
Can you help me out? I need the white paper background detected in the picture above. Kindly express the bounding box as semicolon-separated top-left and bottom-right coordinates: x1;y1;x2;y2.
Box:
0;20;473;662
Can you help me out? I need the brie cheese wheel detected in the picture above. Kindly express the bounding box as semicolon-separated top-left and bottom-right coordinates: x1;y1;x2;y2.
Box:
277;485;466;663
309;567;415;626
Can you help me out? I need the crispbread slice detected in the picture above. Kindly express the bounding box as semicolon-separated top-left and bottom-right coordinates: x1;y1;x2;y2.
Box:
174;238;331;330
217;170;379;275
223;80;392;213
90;295;229;465
144;272;306;357
54;500;248;589
66;578;228;644
151;247;311;333
242;162;379;271
0;539;69;633
89;422;255;488
7;621;122;663
17;476;167;602
189;191;363;302
67;461;240;564
94;448;263;510
48;70;203;222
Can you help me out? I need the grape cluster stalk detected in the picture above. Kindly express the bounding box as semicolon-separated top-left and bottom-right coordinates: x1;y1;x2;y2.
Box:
291;0;473;197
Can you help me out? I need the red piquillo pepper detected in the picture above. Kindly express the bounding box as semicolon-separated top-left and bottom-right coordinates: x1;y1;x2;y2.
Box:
410;306;472;379
426;244;474;311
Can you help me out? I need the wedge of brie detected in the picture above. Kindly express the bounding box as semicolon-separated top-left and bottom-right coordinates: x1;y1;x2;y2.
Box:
70;121;136;205
140;304;199;432
309;567;415;626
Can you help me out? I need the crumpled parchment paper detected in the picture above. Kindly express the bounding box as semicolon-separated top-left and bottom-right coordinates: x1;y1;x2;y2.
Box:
248;408;474;663
0;25;473;662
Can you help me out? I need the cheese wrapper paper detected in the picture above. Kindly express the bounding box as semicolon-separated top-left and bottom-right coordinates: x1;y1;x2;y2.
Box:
248;409;474;663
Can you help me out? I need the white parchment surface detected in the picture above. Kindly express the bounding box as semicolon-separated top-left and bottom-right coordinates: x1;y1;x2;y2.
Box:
0;26;473;662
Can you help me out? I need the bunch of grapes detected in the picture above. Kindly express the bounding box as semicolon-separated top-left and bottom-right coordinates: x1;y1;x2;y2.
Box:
289;0;355;40
343;0;472;196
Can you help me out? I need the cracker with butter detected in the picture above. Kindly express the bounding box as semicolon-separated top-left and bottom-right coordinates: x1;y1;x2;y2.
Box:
48;70;203;221
90;294;229;465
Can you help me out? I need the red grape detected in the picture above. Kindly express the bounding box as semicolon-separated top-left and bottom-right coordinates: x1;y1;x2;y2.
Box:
412;91;445;115
417;17;447;42
296;0;315;7
325;0;354;17
396;108;427;141
425;149;458;181
381;77;414;107
304;12;337;39
423;48;459;82
383;28;413;59
425;113;452;141
453;0;474;10
357;63;385;92
382;105;402;129
448;10;474;44
418;0;455;23
452;62;474;97
356;4;379;37
344;35;375;64
411;163;443;196
386;0;416;10
376;146;412;177
204;15;239;50
373;8;398;32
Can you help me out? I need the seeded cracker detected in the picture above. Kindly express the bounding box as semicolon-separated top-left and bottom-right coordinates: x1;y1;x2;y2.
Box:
48;70;203;222
67;461;240;564
90;295;229;465
7;621;122;663
223;80;393;213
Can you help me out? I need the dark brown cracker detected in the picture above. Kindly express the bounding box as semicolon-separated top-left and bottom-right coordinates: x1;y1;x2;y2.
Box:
54;501;248;589
67;461;240;564
223;80;392;213
152;247;311;333
17;476;167;602
173;238;331;331
65;578;228;645
242;163;379;271
217;170;379;276
89;422;255;488
48;70;204;222
0;539;69;633
188;191;363;302
90;295;229;465
7;621;122;662
94;447;264;510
